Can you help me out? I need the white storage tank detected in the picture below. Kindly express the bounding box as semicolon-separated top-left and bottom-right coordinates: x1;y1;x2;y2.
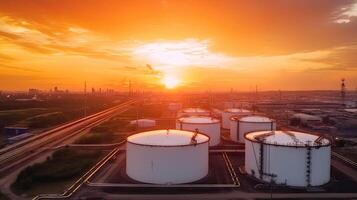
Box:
290;113;323;126
244;130;331;187
222;108;251;129
168;102;182;112
230;116;276;143
126;129;209;184
130;119;156;128
177;108;210;117
223;101;236;109
176;116;220;146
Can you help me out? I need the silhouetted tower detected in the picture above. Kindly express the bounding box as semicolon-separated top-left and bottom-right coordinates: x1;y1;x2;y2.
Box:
255;85;258;101
341;78;346;104
230;87;233;100
129;80;132;97
208;90;214;110
84;81;87;117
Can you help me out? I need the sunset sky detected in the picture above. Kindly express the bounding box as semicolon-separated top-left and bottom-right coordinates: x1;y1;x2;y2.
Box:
0;0;357;91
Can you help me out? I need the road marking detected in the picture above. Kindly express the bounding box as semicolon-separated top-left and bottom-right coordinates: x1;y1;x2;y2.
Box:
332;152;357;168
222;152;240;187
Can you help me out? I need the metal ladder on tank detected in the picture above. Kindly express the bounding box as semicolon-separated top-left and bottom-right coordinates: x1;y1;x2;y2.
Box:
282;131;300;144
306;141;312;187
259;142;264;179
257;139;277;181
190;129;199;145
236;120;240;141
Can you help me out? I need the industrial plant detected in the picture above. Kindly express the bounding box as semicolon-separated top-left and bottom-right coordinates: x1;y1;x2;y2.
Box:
244;130;331;187
222;108;252;129
176;116;221;146
1;90;356;200
126;129;209;184
230;115;276;143
2;0;357;199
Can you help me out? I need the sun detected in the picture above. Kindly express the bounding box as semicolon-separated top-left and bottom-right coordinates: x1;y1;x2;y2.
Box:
162;75;180;89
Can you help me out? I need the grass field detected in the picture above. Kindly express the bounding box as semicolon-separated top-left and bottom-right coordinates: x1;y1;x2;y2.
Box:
0;108;57;147
0;96;119;147
119;104;164;118
334;146;357;163
0;108;55;128
0;192;10;200
75;116;134;144
11;148;103;197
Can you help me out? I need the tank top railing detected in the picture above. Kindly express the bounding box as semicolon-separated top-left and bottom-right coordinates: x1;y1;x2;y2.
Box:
190;129;199;145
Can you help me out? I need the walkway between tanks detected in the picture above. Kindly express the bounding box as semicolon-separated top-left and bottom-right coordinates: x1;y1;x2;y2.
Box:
102;191;357;199
331;157;357;182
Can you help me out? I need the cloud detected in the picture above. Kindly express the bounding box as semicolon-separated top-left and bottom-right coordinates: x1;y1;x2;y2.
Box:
1;1;357;56
0;63;42;72
0;15;133;60
0;30;20;40
297;45;357;71
0;53;13;61
305;66;356;72
132;39;235;74
334;1;357;23
109;65;162;77
1;1;357;91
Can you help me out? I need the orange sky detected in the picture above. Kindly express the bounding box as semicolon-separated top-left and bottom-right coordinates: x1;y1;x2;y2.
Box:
0;0;357;91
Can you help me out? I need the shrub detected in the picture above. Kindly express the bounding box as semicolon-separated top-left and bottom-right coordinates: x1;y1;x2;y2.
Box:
12;149;101;192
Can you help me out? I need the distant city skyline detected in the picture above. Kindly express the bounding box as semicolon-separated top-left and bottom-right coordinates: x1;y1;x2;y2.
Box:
0;0;357;91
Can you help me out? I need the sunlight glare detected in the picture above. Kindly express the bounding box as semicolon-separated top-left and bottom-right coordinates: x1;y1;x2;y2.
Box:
162;75;180;89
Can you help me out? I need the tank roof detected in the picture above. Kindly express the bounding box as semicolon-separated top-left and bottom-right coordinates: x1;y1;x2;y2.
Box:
182;108;209;113
245;130;330;147
130;119;155;122
225;108;250;113
127;129;209;146
178;116;219;124
239;116;273;123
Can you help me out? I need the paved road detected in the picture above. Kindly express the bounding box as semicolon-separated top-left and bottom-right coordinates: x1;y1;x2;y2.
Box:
88;191;357;200
91;146;126;183
331;158;357;183
0;100;134;169
0;129;92;200
0;100;136;173
0;100;136;200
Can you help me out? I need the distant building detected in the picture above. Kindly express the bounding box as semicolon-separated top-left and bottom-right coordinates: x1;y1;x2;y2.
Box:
4;127;29;138
51;86;69;96
257;102;344;110
345;109;357;113
290;113;323;126
28;88;41;96
344;101;356;108
7;133;33;144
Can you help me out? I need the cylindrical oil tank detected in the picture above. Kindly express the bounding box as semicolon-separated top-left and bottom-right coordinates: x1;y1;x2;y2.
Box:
176;116;220;146
244;130;331;187
130;119;156;128
126;129;209;184
230;116;276;143
168;102;182;112
221;108;251;129
177;108;210;118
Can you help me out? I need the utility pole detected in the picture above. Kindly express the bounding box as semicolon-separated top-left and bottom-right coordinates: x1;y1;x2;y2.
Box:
253;85;258;113
256;84;258;102
129;80;132;97
84;81;87;117
341;78;346;105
